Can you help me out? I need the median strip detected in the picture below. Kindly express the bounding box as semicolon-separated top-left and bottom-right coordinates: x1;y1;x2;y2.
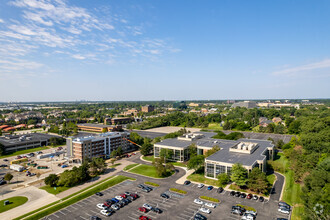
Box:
169;188;187;194
199;196;220;203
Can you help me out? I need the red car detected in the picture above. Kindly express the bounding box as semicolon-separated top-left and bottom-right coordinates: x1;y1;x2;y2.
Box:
120;194;127;198
247;194;253;199
138;207;148;213
139;216;151;220
103;202;111;207
130;193;139;199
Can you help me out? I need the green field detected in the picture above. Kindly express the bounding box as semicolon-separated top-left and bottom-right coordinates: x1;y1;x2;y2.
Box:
0;146;49;159
187;173;223;187
123;163;139;171
14;175;135;220
207;123;223;130
109;163;121;168
142;155;155;162
142;155;186;167
0;196;28;213
129;164;174;178
39;186;70;195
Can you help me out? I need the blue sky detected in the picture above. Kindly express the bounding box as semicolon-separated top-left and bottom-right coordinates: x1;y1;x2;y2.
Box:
0;0;329;101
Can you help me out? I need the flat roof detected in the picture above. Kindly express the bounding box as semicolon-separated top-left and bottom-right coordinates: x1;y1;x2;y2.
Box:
77;123;111;128
0;133;58;148
155;138;191;149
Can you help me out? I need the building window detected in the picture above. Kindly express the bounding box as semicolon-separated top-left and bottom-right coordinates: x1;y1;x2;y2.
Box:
215;165;226;177
174;150;180;160
206;163;215;178
154;147;160;157
227;166;232;176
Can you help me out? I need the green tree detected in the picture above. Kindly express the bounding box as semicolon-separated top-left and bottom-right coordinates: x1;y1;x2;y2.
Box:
45;174;59;187
159;148;174;162
4;173;13;183
288;120;301;134
117;146;123;156
152;157;167;177
187;155;204;171
230;163;248;187
247;168;269;194
102;127;107;133
205;146;220;157
217;173;230;186
188;143;197;157
140;138;153;156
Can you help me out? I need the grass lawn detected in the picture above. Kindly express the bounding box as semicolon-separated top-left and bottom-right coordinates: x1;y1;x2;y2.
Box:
207;123;223;130
266;173;276;185
39;186;70;195
14;175;135;220
142;155;186;167
187;173;222;187
0;146;49;159
292;205;304;220
123;163;139;171
109;163;121;168
129;164;174;178
0;196;28;213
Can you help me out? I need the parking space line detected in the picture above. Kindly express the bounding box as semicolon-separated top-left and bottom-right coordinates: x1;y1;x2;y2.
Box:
75;203;83;207
90;210;99;215
58;210;66;215
52;213;60;218
127;216;136;220
79;216;88;220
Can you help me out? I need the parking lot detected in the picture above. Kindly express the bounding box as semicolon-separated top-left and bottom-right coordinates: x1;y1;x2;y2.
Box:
43;171;291;220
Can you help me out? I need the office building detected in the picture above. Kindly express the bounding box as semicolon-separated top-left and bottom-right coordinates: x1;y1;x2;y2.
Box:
141;105;155;113
77;123;122;133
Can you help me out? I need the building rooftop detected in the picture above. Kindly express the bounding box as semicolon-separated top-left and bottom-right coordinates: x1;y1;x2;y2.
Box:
0;133;58;148
72;131;129;143
155;138;192;149
77;123;111;128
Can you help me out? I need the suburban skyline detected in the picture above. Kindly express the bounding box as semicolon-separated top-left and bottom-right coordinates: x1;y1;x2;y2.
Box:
0;0;330;101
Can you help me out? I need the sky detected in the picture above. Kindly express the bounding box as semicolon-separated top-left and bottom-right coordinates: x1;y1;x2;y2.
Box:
0;0;329;102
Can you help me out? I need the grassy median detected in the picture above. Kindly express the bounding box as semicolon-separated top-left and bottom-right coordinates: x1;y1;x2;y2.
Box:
0;196;28;213
0;146;49;159
39;186;70;195
14;175;135;220
123;163;139;171
128;164;174;178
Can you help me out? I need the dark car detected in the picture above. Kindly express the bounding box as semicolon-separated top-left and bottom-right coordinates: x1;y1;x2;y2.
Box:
232;205;246;213
3;159;8;162
184;180;191;185
0;164;7;167
90;216;101;220
95;192;103;196
151;207;162;213
217;187;223;193
142;188;150;193
278;201;290;209
105;199;115;204
231;208;243;216
138;184;145;188
207;186;213;191
160;193;169;199
276;218;288;220
145;186;153;191
230;191;235;196
194;213;207;220
253;195;258;200
259;196;264;202
247;194;253;199
111;198;119;203
235;191;241;197
0;180;7;185
240;193;246;198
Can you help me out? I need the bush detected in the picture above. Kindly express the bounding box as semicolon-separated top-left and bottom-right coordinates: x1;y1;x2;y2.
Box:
200;196;220;203
144;182;160;187
169;188;187;194
236;204;256;212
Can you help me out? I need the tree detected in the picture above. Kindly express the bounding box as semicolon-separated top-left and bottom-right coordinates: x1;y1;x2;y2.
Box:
217;173;230;186
45;174;59;187
159;148;174;162
140;138;153;156
152;157;167;177
187;155;204;171
36;173;41;180
4;173;13;183
247;168;269;194
230;163;248;187
117;146;123;156
288;120;301;134
205;146;220;157
102;127;107;133
188;143;197;157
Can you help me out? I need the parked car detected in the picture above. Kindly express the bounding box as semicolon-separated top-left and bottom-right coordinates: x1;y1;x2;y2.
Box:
0;180;7;185
247;194;253;199
205;202;216;208
95;192;103;196
151;207;162;213
194;213;207;220
278;201;290;209
184;180;191;185
139;207;148;213
145;186;153;191
278;207;290;214
245;210;257;216
235;192;241;197
124;191;131;195
115;195;123;201
197;183;204;188
253;195;258;200
207;186;213;191
230;191;236;196
259;196;264;202
111;198;119;203
142;188;150;193
217;187;223;193
138;184;145;188
160;193;169;199
231;208;243;216
240;193;246;198
96;203;107;209
199;207;211;214
100;210;112;216
139;215;151;220
194;199;204;205
90;216;101;220
130;193;139;199
120;193;127;198
3;159;8;162
241;213;256;220
111;204;120;210
142;203;152;210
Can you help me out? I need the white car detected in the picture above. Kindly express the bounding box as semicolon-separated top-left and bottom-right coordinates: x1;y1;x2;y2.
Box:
143;203;153;210
278;208;290;214
197;183;204;188
205;202;216;208
199;207;211;214
100;210;112;216
245;210;257;216
194;199;204;205
96;203;106;209
111;204;120;210
115;195;123;201
241;213;256;220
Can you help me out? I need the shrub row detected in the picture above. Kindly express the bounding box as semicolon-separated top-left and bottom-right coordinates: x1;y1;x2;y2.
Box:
236;204;257;212
169;188;187;194
200;196;220;203
144;182;159;187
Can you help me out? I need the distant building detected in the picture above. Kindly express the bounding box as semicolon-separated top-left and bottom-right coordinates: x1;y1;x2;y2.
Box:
141;105;155;113
0;133;58;154
111;117;133;125
173;101;187;109
77;123;122;133
272;117;282;124
231;101;257;109
188;103;202;107
68;132;131;162
123;109;139;116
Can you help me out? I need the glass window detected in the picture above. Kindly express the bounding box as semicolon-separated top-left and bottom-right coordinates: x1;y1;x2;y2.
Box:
174;150;180;160
227;166;232;176
215;165;226;176
206;163;215;178
154;147;160;157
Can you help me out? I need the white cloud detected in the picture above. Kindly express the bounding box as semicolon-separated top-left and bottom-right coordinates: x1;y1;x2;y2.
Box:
273;59;330;76
0;19;4;23
72;54;85;60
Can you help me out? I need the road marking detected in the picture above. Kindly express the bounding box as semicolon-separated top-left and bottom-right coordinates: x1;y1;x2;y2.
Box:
79;216;88;220
64;208;71;212
127;216;136;220
58;210;66;215
52;213;60;218
177;216;187;220
90;210;99;215
75;203;83;207
187;207;197;211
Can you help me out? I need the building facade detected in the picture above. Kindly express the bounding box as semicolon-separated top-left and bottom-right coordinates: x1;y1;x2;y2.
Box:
141;105;155;113
77;123;122;133
69;132;131;162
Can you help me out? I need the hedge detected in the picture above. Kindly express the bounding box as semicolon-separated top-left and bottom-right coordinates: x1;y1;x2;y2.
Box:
200;196;220;203
169;188;187;194
236;204;257;212
145;182;159;187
